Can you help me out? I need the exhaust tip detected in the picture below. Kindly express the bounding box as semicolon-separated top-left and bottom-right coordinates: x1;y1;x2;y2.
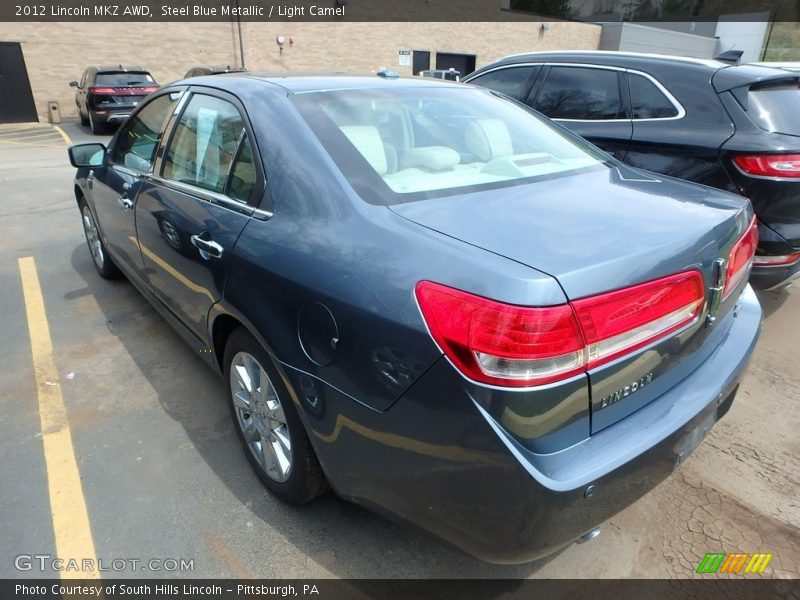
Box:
576;527;601;544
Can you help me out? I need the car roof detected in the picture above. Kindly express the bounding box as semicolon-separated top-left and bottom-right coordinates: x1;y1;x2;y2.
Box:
95;66;148;73
183;73;467;93
491;50;727;69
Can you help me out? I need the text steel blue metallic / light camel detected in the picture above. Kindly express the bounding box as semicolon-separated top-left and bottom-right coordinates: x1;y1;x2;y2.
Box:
68;74;761;563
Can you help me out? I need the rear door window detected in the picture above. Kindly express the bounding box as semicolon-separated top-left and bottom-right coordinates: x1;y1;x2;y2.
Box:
227;133;258;204
96;72;155;86
162;94;246;194
628;73;680;119
534;66;626;120
747;79;800;136
467;66;540;101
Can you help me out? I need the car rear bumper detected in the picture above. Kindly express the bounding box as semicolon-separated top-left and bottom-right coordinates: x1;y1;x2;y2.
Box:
751;259;800;290
289;286;761;563
90;108;132;125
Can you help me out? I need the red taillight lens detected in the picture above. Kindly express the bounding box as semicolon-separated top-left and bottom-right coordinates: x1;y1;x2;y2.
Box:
416;271;705;388
88;86;158;96
723;216;758;299
733;154;800;178
572;271;705;370
415;282;586;387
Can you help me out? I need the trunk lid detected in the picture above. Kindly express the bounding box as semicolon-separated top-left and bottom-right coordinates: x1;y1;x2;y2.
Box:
390;166;752;433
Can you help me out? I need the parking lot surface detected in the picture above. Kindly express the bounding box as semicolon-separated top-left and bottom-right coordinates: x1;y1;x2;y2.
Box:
1;119;799;579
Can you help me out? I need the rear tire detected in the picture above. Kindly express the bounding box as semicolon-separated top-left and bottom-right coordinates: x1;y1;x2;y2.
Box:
88;111;104;135
79;198;122;279
224;328;327;504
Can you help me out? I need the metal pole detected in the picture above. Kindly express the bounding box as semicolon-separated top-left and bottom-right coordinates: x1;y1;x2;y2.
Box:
236;0;246;69
761;9;777;61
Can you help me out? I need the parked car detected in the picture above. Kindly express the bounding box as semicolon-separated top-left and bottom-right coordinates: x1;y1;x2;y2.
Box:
184;65;247;78
464;51;800;290
419;68;461;81
67;74;761;563
70;66;159;134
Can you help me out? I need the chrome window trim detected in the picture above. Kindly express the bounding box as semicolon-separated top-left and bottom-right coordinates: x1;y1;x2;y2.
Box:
144;174;261;218
466;62;686;123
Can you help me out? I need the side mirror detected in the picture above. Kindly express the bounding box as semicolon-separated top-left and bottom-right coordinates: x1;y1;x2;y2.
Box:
69;80;79;88
68;143;106;168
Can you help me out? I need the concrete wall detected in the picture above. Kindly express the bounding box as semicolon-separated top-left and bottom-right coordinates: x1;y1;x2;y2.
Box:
715;16;769;63
616;23;718;58
0;21;601;121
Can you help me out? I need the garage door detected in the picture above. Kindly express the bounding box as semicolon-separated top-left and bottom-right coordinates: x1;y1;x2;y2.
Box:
0;42;38;123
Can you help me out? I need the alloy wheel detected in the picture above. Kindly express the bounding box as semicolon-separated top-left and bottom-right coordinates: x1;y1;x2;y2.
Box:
81;205;104;269
229;351;293;483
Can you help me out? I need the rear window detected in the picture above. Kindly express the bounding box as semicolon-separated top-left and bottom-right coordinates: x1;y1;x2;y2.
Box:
291;86;607;205
747;78;800;136
96;72;155;87
628;74;679;119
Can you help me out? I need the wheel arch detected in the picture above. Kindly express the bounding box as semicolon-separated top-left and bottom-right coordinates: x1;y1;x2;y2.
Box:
211;312;243;373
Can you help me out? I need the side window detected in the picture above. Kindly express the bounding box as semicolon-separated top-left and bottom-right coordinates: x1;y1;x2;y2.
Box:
79;70;87;88
534;66;624;120
468;66;539;101
162;94;244;194
628;73;679;119
227;133;258;204
111;93;177;172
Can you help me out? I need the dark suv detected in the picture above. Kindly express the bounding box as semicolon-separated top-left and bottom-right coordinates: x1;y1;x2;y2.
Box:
70;66;159;134
465;51;800;290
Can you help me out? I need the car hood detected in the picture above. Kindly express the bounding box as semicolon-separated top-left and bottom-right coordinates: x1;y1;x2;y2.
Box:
388;165;750;300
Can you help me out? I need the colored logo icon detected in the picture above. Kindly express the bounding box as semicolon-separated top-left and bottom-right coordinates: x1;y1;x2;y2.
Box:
697;552;773;574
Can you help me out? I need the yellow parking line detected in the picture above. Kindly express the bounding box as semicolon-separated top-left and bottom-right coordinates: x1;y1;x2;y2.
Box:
0;138;64;147
0;132;62;143
0;128;61;137
54;125;72;145
18;257;99;580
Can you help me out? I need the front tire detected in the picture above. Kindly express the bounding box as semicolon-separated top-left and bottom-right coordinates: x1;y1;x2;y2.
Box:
224;328;327;504
79;198;121;279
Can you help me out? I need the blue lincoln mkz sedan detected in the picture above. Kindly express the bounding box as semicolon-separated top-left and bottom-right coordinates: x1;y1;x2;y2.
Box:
68;74;761;563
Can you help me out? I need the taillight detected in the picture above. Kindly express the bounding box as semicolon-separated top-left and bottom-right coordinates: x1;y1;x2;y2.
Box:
572;271;705;370
752;252;800;267
415;271;704;388
733;154;800;178
415;282;586;387
723;216;758;299
88;86;158;96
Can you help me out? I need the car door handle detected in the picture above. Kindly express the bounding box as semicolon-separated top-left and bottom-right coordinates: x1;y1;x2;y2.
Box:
118;193;133;211
191;234;224;259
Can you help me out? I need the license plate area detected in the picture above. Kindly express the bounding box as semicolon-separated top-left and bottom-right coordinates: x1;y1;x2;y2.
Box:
675;410;716;466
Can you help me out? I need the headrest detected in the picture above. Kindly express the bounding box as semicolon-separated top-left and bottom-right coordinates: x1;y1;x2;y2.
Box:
339;125;387;176
399;146;460;171
464;118;514;162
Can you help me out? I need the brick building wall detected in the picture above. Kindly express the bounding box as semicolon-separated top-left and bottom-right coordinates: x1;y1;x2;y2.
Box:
0;20;600;120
